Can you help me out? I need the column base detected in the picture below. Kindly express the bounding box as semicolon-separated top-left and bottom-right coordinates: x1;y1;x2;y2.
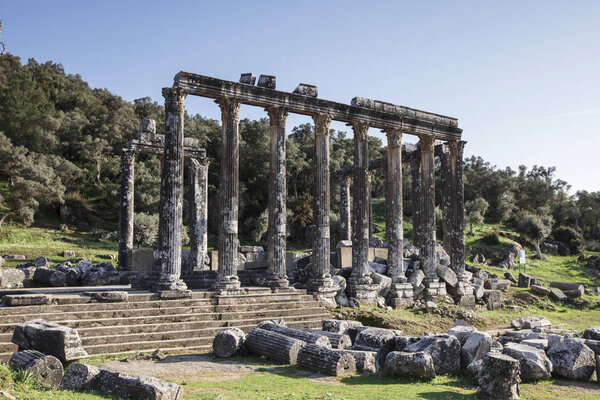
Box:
308;277;339;308
387;282;414;309
152;273;188;292
267;274;289;289
424;278;446;300
347;276;380;307
213;275;241;293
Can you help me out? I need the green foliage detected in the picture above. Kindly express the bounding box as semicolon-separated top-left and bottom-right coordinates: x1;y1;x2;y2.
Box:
465;197;488;235
133;212;158;248
552;226;583;254
481;230;501;245
516;212;554;258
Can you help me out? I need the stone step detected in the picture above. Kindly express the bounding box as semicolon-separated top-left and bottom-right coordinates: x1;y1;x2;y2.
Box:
0;306;328;333
0;299;323;324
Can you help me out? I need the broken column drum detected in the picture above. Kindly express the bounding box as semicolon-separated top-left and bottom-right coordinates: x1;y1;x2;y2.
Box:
266;106;289;288
155;87;188;291
216;97;242;291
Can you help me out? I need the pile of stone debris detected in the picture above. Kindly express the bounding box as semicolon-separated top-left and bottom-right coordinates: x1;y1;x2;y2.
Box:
215;317;600;400
5;319;182;400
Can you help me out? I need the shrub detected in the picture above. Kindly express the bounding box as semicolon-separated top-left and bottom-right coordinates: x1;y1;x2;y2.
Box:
481;230;501;246
552;226;583;254
133;212;159;248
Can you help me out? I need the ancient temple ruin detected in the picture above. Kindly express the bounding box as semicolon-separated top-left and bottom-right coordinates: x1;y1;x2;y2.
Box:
118;72;466;306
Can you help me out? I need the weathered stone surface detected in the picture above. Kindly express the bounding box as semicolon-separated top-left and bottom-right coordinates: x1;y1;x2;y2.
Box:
260;323;331;348
257;74;276;89
511;316;551;331
245;328;305;364
503;342;552;381
335;349;376;373
90;291;129;303
303;329;351;349
239;73;256;85
583;327;600;341
322;320;363;342
530;285;551;296
408;269;425;289
384;351;436;379
353;327;403;351
550;281;584;292
33;267;67;287
10;350;64;388
61;250;76;258
486;279;511;291
436;264;458;287
159;290;192;300
213;328;246;358
477;353;521;400
11;319;88;362
483;289;502;310
518;273;531;288
371;272;392;298
549;288;567;301
0;267;26;286
461;331;492;368
405;334;461;375
546;336;596;380
293;83;318;97
504;272;517;284
3;294;51;306
520;339;548;350
298;344;356;376
564;288;584;298
60;363;183;399
448;321;477;346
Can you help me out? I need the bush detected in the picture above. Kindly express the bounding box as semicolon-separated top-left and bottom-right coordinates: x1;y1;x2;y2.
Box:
133;212;159;248
481;230;501;246
552;226;583;254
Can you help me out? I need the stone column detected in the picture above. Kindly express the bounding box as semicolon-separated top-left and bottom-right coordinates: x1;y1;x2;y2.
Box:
419;135;436;280
339;175;352;241
347;122;378;305
310;113;335;299
449;140;466;279
384;128;404;282
216;97;242;291
440;144;453;256
410;150;422;250
367;171;373;236
266;106;289;288
118;149;136;271
187;157;209;272
155;87;187;291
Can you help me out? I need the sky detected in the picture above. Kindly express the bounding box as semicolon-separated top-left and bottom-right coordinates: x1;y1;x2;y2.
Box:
2;0;599;192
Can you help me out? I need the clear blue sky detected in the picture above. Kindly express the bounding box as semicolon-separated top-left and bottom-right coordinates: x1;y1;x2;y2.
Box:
2;0;599;192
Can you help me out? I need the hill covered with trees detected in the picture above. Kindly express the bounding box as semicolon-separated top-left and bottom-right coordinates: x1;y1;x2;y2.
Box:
0;54;598;254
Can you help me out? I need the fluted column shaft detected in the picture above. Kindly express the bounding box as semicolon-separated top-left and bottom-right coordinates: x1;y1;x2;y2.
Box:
312;114;333;283
385;129;404;281
339;175;352;241
266;106;289;288
450;140;466;278
156;87;187;291
118;149;136;271
351;122;370;279
187;157;209;272
419;136;436;279
216;97;242;290
410;150;422;249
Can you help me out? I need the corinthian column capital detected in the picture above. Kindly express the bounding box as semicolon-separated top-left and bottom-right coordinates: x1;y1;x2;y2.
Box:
351;121;369;141
418;135;435;152
265;106;288;127
216;97;242;125
312;114;332;135
384;128;402;148
162;87;186;112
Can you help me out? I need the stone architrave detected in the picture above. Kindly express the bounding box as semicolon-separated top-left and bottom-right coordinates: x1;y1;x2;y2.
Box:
216;97;242;291
118;149;136;271
339;175;352;241
311;114;333;288
266;106;289;288
419;135;436;280
410;149;422;250
187;157;209;272
347;121;378;304
385;128;404;282
155;87;187;291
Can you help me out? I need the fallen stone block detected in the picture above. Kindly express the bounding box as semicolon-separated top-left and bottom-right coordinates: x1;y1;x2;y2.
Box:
549;288;567;301
461;331;492;369
298;344;356;376
353;327;403;351
546;336;596;381
511;316;551;330
583;339;600;356
33;267;67;287
520;339;548;350
486;279;511;291
477;353;521;400
436;264;458;287
10;350;64;388
244;328;305;364
213;328;246;358
518;273;531;288
89;291;129;303
550;281;585;292
259;322;331;348
448;321;477;346
405;335;461;375
583;326;600;341
55;264;81;285
564;288;584;298
483;289;502;310
384;351;436;379
503;342;552;381
334;349;376;373
408;269;425;289
302;328;352;349
0;268;26;286
11;319;88;362
504;272;517;284
3;294;51;306
60;363;183;399
62;250;76;258
530;285;550;296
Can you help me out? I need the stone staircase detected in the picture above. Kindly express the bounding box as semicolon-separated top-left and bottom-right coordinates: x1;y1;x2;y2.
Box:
0;288;330;361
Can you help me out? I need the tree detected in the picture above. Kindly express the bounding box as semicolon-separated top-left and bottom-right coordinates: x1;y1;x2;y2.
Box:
516;212;554;260
465;197;488;236
133;212;158;248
